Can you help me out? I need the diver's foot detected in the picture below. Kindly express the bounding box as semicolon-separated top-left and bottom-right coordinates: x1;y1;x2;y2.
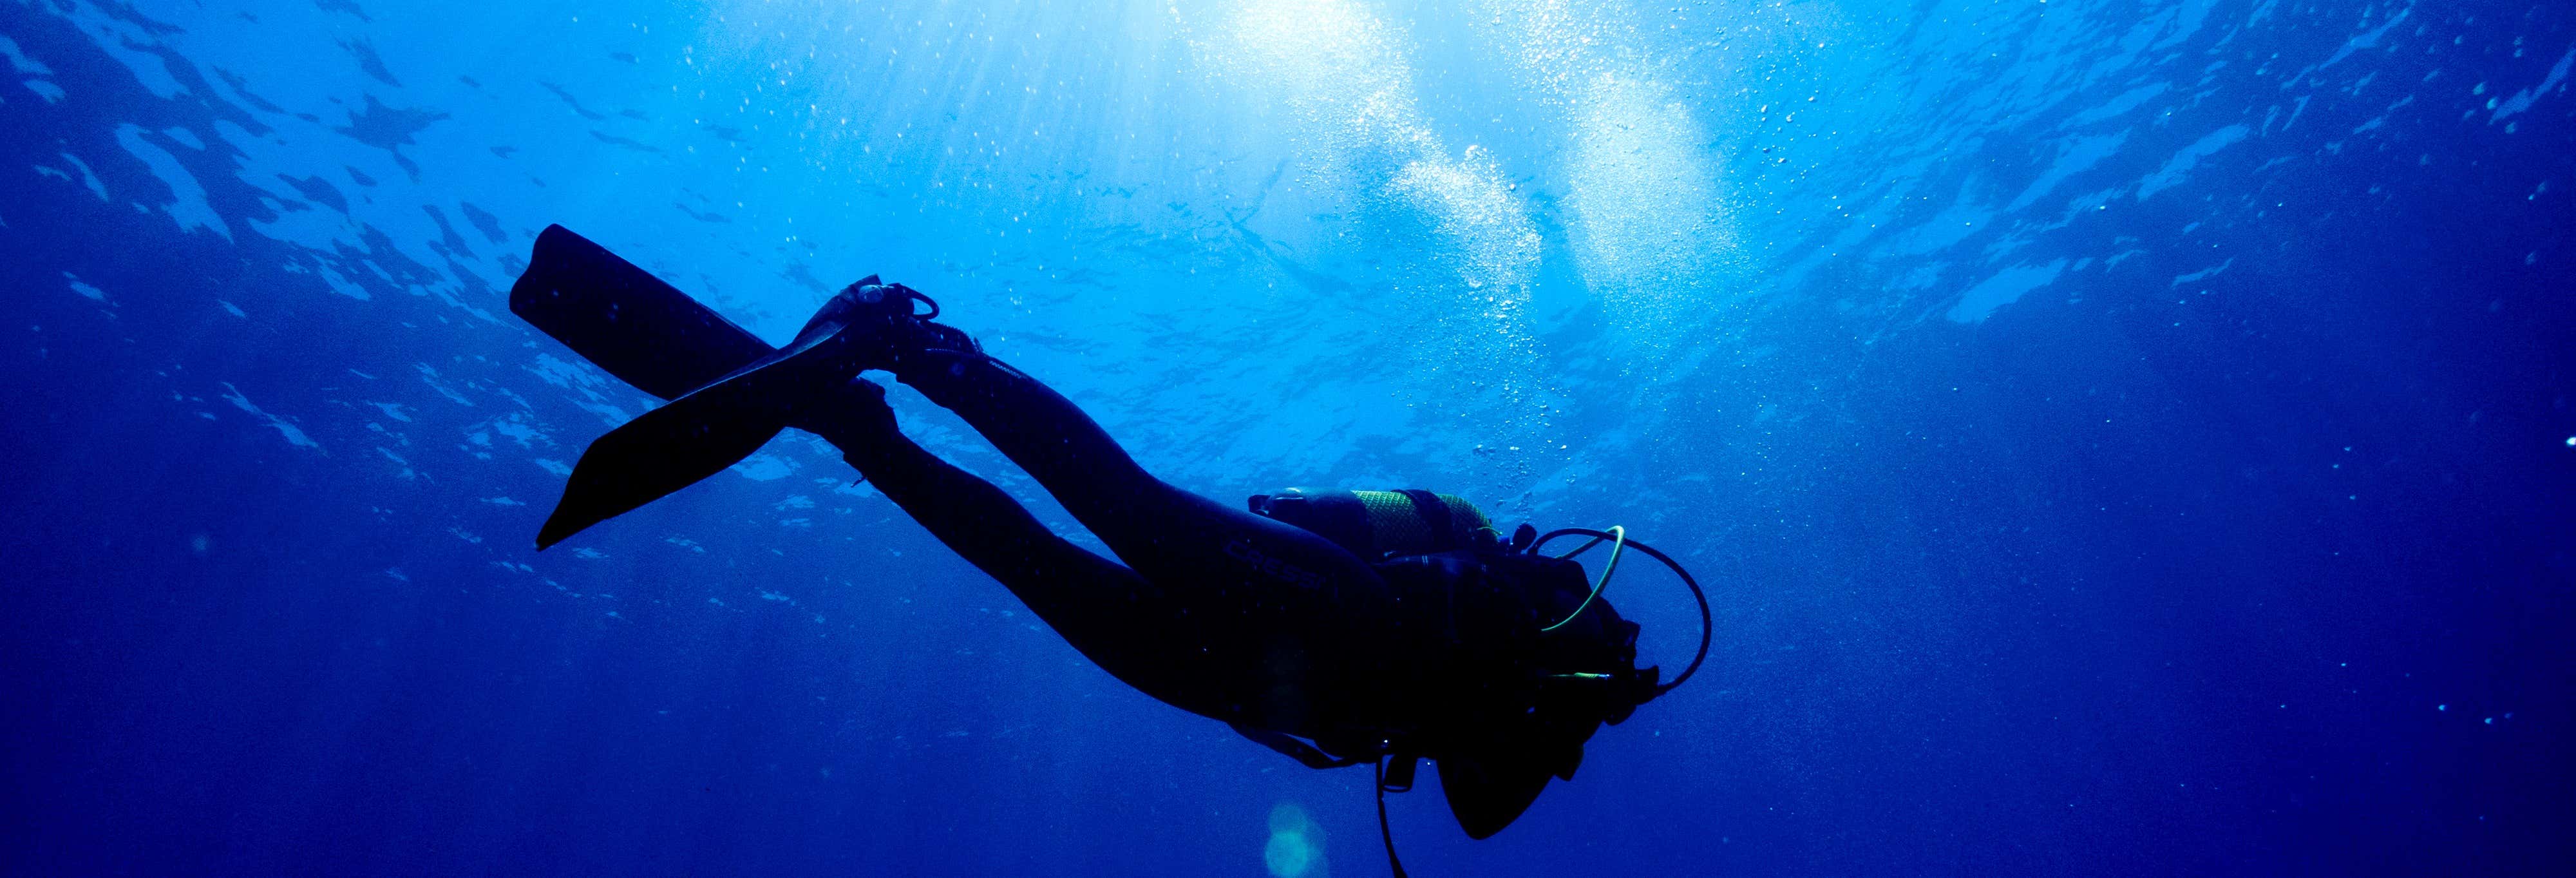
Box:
787;376;896;448
791;276;981;375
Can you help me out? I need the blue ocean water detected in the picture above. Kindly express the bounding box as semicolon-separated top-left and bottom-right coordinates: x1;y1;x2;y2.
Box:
3;0;2571;873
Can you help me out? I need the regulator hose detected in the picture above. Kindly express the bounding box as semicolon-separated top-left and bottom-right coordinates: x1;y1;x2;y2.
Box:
1531;527;1713;696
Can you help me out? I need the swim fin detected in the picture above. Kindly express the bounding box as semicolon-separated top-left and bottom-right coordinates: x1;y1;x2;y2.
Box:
509;224;776;399
535;393;789;549
511;225;882;548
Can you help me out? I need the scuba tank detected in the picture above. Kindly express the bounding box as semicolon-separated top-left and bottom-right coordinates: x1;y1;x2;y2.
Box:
1245;489;1701;705
1247;488;1499;560
1247;489;1650;707
1248;485;1663;760
1244;486;1715;870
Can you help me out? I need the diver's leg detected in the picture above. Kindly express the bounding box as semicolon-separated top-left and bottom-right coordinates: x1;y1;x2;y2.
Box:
797;380;1242;714
891;352;1386;600
822;366;1397;737
780;279;1374;593
779;285;1396;737
796;379;1135;614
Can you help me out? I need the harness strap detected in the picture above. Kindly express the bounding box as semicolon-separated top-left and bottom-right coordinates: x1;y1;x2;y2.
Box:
1228;723;1365;769
1232;725;1412;877
1376;756;1411;878
1395;489;1455;552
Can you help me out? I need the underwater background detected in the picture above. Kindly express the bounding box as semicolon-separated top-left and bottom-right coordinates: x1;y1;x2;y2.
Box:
4;0;2571;874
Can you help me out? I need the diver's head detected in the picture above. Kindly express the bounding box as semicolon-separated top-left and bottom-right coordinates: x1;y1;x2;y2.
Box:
1432;524;1705;839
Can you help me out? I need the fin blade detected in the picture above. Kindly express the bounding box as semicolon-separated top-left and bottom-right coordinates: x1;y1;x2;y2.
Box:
531;313;867;548
535;382;788;549
516;225;876;548
510;225;776;400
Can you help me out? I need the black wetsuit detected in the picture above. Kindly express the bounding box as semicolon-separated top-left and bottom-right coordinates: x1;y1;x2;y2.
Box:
817;350;1425;739
506;226;1654;841
808;348;1641;837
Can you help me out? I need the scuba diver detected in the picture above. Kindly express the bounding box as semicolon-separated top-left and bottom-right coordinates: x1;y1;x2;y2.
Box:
509;225;1707;875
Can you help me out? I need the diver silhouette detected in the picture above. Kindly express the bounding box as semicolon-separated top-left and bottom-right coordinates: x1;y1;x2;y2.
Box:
510;225;1708;874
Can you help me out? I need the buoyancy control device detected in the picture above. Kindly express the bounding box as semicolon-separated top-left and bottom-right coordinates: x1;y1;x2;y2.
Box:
1245;487;1716;877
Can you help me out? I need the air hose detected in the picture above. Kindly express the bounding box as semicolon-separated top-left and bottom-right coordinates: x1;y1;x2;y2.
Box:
1363;525;1714;878
1530;526;1713;696
1539;526;1626;632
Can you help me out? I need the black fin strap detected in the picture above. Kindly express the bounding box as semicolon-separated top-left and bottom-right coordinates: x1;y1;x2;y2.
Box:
887;283;941;320
1376;756;1410;878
